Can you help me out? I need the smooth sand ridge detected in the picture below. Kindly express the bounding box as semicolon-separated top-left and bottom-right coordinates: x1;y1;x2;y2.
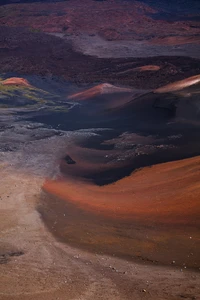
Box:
1;77;32;87
116;65;161;76
68;83;133;101
43;155;200;225
154;74;200;93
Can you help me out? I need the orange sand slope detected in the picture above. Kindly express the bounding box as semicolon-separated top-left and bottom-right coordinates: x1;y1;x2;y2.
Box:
1;77;31;87
116;65;161;75
154;74;200;93
68;83;133;101
44;155;200;225
136;65;161;71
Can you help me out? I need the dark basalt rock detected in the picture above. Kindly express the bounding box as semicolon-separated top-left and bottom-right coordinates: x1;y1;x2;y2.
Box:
0;251;24;264
64;155;76;165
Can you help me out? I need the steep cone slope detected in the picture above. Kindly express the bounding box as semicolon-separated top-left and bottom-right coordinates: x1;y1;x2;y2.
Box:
1;77;32;87
109;75;200;125
154;74;200;94
68;83;133;101
68;83;136;110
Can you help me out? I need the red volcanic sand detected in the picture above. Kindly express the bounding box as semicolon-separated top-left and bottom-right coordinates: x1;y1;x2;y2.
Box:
2;77;32;87
43;155;200;225
136;65;161;71
42;155;200;267
68;83;133;101
154;74;200;93
115;65;161;76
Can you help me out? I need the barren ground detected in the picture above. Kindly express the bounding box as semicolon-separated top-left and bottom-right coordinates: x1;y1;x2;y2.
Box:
0;138;200;300
0;0;200;298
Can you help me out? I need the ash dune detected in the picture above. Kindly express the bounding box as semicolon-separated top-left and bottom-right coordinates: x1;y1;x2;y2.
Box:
0;74;75;111
1;77;32;87
68;83;135;110
154;74;200;93
66;75;200;125
109;75;200;126
42;155;200;268
68;83;133;101
134;65;161;72
43;156;200;224
114;64;161;76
